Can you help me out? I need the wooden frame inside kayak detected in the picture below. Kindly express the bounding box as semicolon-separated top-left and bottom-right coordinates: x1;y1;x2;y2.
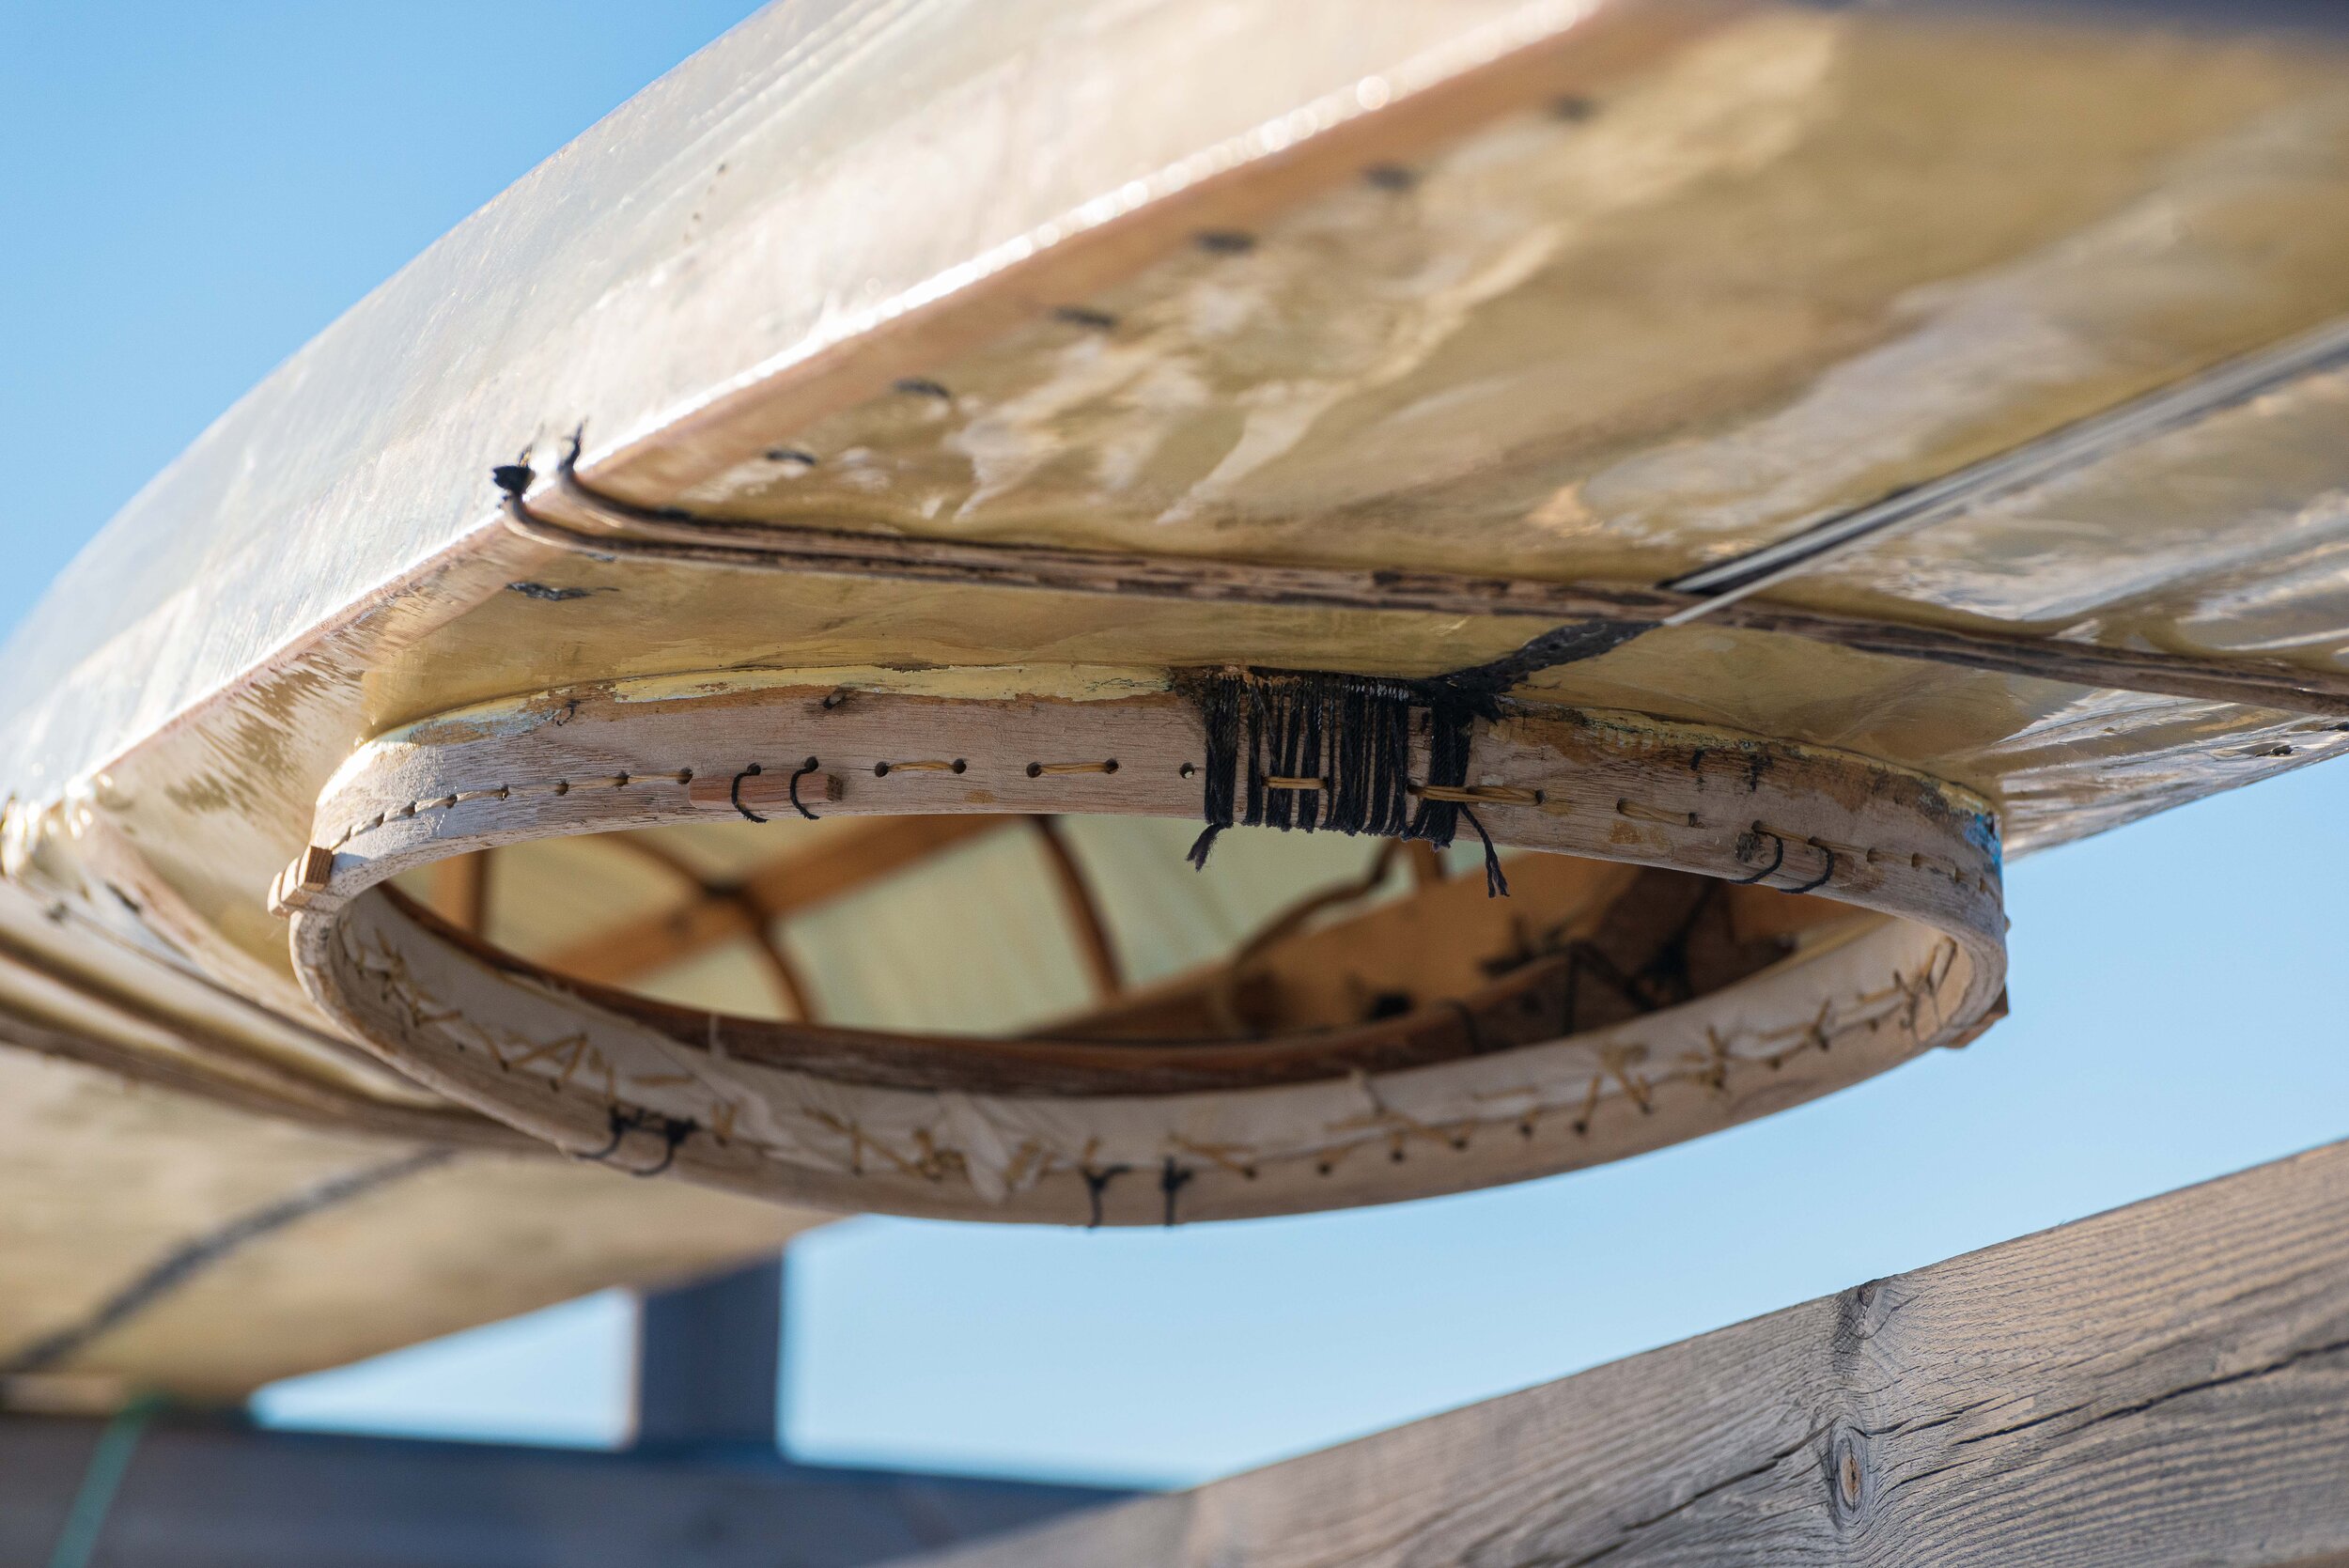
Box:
275;671;2004;1223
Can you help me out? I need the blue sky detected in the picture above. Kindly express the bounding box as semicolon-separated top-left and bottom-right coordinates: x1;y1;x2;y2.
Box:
10;3;2348;1489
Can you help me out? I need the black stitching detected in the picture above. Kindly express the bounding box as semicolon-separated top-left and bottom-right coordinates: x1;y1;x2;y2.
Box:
731;764;767;823
788;757;822;820
1732;826;1786;885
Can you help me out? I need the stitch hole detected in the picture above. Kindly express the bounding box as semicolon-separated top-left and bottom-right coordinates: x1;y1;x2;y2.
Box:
873;762;892;778
677;769;693;784
553;781;569;797
1103;758;1119;774
1179;762;1196;779
614;772;630;788
952;759;967;773
1026;762;1042;778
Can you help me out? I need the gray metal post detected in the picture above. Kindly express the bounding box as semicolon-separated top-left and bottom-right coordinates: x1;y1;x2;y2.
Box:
632;1256;783;1452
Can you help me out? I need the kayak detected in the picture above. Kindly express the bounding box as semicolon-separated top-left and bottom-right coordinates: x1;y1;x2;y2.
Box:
4;0;2347;1391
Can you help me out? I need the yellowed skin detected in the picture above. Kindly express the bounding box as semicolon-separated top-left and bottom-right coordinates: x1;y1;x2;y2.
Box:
0;1048;819;1403
692;14;2349;635
22;7;2349;1001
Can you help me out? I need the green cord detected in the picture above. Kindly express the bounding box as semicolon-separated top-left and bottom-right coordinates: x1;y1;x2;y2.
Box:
46;1393;163;1568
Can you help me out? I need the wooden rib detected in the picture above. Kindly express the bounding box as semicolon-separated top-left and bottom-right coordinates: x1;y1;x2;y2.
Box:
449;862;1801;1094
464;849;491;935
423;852;492;934
1206;839;1408;1027
739;935;813;1022
516;474;2349;719
739;815;1026;914
598;834;813;1020
1050;852;1640;1045
544;815;1026;986
1028;816;1122;1001
393;885;1612;1096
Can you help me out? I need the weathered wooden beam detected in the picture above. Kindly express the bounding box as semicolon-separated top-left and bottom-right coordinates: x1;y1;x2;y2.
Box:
0;1416;1126;1568
888;1139;2349;1568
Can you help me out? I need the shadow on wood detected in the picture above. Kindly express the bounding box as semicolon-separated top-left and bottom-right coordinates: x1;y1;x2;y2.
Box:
2;1253;1127;1568
0;1418;1128;1568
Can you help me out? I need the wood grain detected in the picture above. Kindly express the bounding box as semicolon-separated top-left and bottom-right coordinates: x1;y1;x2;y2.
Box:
886;1138;2349;1568
0;1413;1125;1568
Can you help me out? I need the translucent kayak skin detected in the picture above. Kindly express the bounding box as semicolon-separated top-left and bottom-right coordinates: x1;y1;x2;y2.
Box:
3;0;2348;1381
8;1;2349;912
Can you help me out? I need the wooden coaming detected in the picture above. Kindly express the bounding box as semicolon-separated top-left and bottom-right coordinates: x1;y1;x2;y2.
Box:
277;672;2005;1223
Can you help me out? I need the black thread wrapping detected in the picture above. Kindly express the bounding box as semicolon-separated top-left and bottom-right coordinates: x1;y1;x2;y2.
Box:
1159;1157;1194;1227
731;764;768;823
1732;827;1786;884
787;756;822;820
1785;843;1837;895
1081;1163;1130;1230
1177;668;1508;896
582;1105;696;1177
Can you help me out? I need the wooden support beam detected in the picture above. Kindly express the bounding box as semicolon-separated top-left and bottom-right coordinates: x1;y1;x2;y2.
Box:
0;1417;1126;1568
892;1139;2349;1568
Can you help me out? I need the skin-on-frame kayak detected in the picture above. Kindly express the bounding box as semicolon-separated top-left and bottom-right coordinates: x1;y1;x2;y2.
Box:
4;0;2348;1397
